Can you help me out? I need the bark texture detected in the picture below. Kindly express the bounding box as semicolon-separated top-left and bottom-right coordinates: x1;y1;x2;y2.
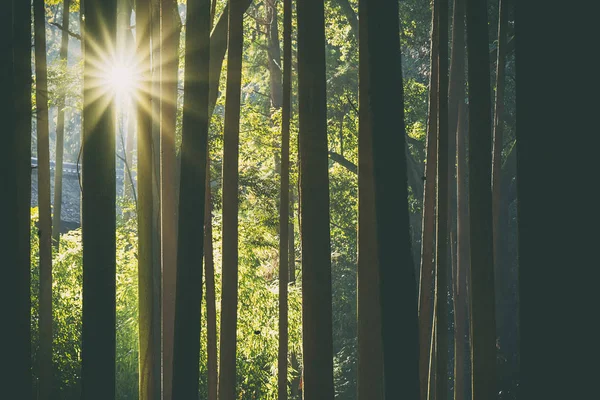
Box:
297;0;336;398
81;1;118;399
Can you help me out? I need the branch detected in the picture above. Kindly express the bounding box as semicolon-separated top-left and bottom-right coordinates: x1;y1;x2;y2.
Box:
49;22;82;41
328;151;357;174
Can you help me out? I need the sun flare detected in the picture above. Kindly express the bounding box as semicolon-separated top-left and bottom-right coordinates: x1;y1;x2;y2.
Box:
107;64;136;98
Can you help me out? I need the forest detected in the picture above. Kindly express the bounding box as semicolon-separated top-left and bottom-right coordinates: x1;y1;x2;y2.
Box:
0;0;594;400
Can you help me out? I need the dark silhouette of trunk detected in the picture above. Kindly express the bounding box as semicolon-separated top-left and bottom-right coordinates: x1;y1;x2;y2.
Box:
435;0;450;398
218;1;244;398
81;1;117;399
268;2;283;110
360;0;420;398
465;0;496;398
160;2;181;398
171;0;210;397
34;1;54;397
454;103;470;400
150;2;162;398
204;151;218;400
136;0;158;398
3;1;33;396
447;0;468;398
52;0;71;248
419;2;438;398
278;0;292;398
297;0;335;397
491;2;509;395
357;0;384;397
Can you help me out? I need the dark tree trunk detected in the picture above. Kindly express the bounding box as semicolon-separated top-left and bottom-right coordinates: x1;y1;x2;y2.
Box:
357;0;384;396
81;1;118;399
217;0;244;399
454;103;470;400
34;0;54;397
447;0;468;398
360;0;420;398
491;2;510;395
171;0;210;397
297;0;335;398
419;2;439;398
278;0;292;398
52;0;71;247
465;0;496;398
435;0;450;398
2;1;33;396
136;0;158;398
160;2;181;399
204;151;218;400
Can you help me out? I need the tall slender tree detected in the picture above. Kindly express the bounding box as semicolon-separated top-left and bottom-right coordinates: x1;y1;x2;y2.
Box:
359;0;420;399
278;0;292;398
160;1;182;398
418;2;439;398
218;0;244;398
435;0;450;398
446;0;468;398
465;0;496;398
52;0;72;247
297;0;336;397
136;0;158;398
204;151;218;400
34;0;54;397
357;0;384;396
81;1;118;399
2;1;33;396
171;0;210;397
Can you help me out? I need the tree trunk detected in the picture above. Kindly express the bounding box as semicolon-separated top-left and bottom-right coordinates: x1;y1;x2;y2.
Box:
52;0;71;247
218;0;244;398
435;0;450;398
136;0;157;398
454;103;470;400
357;0;384;396
34;1;54;397
360;0;420;398
447;0;468;398
171;0;210;397
2;0;33;395
491;2;509;395
81;1;118;399
465;0;497;398
278;0;292;398
297;0;336;398
160;2;181;399
419;2;439;398
204;151;218;400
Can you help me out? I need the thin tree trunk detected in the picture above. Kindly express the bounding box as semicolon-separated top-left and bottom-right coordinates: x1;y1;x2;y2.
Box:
465;0;497;397
357;0;384;396
171;0;210;397
34;0;54;397
52;0;71;247
2;0;33;395
419;2;439;398
160;2;181;399
218;0;244;398
491;2;509;394
149;2;162;397
454;103;470;400
447;0;468;398
360;0;420;398
81;1;117;399
136;0;157;398
278;0;292;398
435;0;450;398
204;151;218;400
297;0;336;397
